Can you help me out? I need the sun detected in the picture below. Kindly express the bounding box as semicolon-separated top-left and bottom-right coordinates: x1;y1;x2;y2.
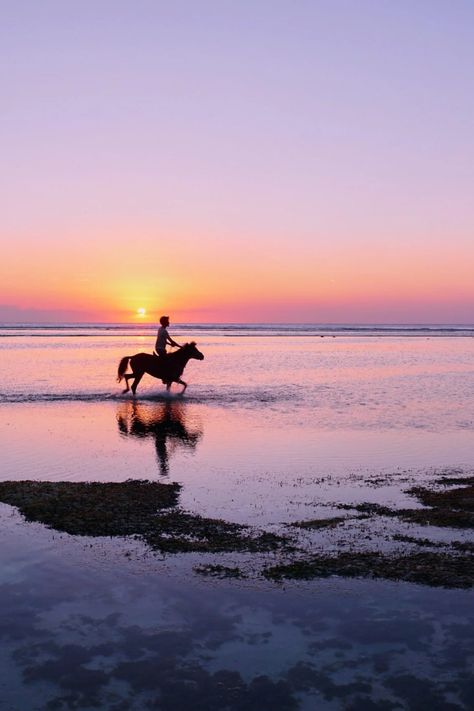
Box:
136;308;146;317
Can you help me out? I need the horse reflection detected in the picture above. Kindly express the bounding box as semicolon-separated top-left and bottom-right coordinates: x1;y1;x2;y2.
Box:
116;401;202;476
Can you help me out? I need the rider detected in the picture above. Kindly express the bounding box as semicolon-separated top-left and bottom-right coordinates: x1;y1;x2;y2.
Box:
154;316;182;357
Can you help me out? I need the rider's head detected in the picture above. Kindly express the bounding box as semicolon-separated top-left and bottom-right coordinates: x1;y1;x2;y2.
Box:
160;315;169;327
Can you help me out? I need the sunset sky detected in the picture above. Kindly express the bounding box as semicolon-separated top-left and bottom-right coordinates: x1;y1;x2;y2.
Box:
2;1;473;323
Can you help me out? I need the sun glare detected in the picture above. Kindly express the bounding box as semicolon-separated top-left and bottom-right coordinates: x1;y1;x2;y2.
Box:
136;308;146;317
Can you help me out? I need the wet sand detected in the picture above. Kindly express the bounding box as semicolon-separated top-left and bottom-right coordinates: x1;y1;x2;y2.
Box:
1;466;473;587
1;460;474;710
1;410;474;709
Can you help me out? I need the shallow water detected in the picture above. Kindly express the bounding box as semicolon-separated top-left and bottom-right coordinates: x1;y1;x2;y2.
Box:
1;324;473;708
2;513;474;710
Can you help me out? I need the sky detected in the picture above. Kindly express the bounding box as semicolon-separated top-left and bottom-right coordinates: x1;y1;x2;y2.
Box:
1;0;473;323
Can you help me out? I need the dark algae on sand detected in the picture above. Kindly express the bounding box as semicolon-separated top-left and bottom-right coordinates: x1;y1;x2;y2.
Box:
264;473;474;587
263;551;474;588
0;480;289;555
1;473;473;588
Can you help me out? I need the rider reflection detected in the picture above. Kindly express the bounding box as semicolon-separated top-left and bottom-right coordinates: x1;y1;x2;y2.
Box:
116;401;203;476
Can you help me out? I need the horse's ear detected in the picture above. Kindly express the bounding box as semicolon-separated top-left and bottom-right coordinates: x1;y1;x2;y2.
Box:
190;341;196;346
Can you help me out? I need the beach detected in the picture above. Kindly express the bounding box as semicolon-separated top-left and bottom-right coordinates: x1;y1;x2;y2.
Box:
1;323;474;709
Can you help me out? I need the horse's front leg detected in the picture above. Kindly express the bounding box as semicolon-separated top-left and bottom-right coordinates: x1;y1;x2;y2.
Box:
177;378;187;393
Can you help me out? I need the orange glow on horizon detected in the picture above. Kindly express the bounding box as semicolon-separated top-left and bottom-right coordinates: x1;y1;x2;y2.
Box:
2;225;473;323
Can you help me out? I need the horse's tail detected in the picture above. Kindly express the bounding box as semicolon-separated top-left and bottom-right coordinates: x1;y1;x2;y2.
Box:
117;356;131;383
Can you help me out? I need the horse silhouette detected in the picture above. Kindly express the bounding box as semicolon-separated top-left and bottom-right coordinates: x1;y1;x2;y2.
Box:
117;342;204;395
116;400;202;475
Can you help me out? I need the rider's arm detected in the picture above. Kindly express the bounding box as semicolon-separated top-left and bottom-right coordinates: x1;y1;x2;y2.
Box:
167;334;182;348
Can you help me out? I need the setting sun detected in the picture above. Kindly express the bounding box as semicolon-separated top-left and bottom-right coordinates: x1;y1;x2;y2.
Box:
136;308;146;317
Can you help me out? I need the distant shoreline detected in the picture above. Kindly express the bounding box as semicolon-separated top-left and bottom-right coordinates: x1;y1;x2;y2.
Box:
1;322;473;339
1;322;473;328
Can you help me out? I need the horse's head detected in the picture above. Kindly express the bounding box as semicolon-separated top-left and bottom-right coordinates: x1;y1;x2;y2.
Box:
182;341;204;360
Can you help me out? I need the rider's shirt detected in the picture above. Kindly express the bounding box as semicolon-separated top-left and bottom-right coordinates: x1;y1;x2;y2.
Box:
155;326;168;353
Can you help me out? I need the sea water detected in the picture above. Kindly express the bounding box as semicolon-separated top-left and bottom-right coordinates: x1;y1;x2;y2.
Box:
1;323;473;519
0;323;473;709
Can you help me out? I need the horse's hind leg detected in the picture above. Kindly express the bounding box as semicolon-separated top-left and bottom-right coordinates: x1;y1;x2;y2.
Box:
122;374;134;394
131;371;144;395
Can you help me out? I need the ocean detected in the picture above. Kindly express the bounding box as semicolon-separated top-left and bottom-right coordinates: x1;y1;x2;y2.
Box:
1;323;473;709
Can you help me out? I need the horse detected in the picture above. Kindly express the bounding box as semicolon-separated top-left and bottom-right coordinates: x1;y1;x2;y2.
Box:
117;342;204;395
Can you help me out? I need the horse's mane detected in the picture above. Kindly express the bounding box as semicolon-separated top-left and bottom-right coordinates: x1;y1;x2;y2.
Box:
167;342;196;359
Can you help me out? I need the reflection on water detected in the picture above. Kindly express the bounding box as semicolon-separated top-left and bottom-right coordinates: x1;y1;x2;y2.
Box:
116;401;203;476
1;514;474;711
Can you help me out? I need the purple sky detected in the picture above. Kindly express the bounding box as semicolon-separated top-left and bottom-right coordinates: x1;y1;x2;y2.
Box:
2;1;473;322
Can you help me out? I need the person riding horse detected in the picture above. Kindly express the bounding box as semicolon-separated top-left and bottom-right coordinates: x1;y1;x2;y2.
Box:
117;315;203;395
118;342;204;395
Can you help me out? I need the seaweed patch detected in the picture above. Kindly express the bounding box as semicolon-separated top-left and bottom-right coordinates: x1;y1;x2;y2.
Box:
0;480;290;555
289;517;347;530
263;551;474;588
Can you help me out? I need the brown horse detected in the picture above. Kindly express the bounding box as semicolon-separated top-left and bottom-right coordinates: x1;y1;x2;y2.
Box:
117;342;204;395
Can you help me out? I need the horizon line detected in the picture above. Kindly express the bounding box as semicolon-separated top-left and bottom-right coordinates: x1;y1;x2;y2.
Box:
1;320;473;327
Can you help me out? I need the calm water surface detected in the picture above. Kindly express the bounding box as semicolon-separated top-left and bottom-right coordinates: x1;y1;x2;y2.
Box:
0;324;473;709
